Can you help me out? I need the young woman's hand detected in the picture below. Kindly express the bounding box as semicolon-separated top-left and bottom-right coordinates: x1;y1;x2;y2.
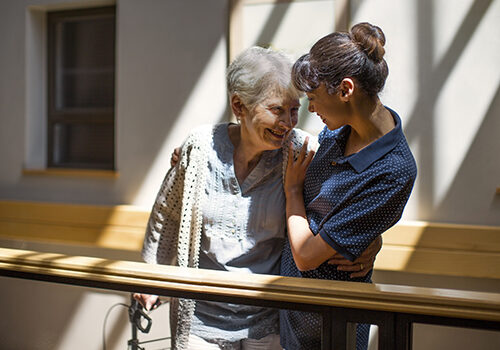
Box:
327;236;383;278
170;147;181;168
284;137;315;198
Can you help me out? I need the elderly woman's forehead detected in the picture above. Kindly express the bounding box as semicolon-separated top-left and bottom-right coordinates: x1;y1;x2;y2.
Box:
261;91;300;104
267;85;301;97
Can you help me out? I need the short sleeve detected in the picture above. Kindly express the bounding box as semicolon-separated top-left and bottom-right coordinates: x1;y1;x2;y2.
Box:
318;173;414;261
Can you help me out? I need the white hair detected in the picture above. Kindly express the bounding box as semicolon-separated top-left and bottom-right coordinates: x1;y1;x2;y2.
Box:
226;46;302;111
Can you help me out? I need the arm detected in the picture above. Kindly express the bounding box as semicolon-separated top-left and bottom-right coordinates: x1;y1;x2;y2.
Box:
285;141;409;273
284;138;335;271
328;236;382;278
141;158;185;266
285;131;380;276
134;168;183;309
136;142;193;306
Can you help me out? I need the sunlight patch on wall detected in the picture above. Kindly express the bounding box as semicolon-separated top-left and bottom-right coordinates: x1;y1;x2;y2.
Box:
56;293;129;350
351;0;420;122
132;39;227;207
432;0;474;66
433;0;500;204
242;0;335;60
403;136;420;219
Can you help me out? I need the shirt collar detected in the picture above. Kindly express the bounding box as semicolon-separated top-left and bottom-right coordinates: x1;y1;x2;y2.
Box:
342;107;405;173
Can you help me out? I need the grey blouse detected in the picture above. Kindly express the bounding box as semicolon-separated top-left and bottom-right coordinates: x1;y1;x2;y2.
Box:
191;123;286;343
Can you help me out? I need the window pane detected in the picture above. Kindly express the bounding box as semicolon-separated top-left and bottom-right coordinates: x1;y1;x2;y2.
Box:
52;122;114;168
55;14;115;109
47;7;116;170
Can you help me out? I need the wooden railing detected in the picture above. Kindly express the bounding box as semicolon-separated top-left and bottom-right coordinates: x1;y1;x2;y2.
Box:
2;200;500;279
0;247;499;350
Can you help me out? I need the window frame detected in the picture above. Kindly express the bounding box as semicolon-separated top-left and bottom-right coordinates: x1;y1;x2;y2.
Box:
46;6;116;170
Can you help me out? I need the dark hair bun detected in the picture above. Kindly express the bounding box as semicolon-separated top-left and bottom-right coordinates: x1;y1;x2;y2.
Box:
351;22;386;63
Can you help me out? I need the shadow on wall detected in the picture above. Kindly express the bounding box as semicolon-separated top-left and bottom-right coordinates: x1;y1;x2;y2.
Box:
434;82;500;225
117;0;228;205
403;0;496;222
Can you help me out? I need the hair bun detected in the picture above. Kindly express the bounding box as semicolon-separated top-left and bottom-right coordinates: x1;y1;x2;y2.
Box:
351;22;386;63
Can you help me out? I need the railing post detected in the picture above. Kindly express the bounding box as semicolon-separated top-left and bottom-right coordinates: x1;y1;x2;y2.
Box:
395;314;413;350
323;307;356;350
375;312;396;350
321;308;332;349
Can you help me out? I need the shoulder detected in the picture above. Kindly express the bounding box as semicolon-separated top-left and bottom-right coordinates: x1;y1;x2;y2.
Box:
183;124;217;146
318;125;345;144
367;143;416;191
388;139;417;183
385;107;417;179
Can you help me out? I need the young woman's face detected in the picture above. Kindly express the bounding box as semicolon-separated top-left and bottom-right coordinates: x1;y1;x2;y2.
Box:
306;84;347;130
242;92;300;151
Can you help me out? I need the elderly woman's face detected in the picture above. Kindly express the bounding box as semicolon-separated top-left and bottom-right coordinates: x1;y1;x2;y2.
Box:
243;92;300;150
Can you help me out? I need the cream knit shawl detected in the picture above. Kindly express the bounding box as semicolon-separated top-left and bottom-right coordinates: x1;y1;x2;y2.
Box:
141;124;315;349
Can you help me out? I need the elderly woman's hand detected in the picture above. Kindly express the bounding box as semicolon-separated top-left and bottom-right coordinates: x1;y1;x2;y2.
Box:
328;235;382;278
133;293;161;311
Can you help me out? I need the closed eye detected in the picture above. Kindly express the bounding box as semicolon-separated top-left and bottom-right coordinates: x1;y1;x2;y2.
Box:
269;106;283;114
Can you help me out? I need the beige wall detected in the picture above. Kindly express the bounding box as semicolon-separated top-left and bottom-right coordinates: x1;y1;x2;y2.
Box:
349;0;500;227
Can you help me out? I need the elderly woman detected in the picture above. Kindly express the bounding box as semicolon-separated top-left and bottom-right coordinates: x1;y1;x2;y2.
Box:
135;46;379;350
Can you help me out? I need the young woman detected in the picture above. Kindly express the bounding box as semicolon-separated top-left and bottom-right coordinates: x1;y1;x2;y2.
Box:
281;23;417;350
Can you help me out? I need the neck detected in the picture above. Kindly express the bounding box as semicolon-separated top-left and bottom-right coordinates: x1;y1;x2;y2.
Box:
228;124;264;182
345;97;394;156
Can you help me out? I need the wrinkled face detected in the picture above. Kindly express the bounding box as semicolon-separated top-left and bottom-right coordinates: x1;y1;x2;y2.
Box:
242;91;300;151
306;83;347;130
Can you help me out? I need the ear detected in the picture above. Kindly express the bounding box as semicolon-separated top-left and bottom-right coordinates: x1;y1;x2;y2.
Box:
339;78;355;102
230;94;247;120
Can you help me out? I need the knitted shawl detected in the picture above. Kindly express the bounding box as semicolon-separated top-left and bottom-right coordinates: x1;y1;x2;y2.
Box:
141;124;314;349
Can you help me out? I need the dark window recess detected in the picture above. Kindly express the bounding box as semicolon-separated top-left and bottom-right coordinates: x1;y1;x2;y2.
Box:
47;6;115;169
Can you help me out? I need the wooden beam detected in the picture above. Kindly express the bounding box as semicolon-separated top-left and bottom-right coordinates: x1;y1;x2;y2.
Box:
1;200;499;279
0;247;499;322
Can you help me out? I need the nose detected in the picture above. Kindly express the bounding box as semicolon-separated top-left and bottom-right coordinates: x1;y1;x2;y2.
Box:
308;102;314;113
279;109;294;129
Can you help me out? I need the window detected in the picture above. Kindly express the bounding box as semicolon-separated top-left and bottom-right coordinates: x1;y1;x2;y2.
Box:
47;6;116;170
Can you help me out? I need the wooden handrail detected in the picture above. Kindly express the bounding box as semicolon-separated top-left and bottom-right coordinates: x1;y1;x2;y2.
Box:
1;247;499;322
2;200;500;279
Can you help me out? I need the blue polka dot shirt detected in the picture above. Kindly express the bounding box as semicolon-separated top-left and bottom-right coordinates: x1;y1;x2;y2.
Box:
280;108;417;350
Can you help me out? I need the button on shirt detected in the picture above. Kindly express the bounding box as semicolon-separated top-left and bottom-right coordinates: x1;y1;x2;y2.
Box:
280;108;417;350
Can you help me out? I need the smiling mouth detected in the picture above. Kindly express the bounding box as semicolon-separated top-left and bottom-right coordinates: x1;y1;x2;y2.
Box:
266;128;287;139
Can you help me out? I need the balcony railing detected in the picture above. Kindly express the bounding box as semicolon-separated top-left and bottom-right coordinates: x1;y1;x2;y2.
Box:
0;246;499;349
